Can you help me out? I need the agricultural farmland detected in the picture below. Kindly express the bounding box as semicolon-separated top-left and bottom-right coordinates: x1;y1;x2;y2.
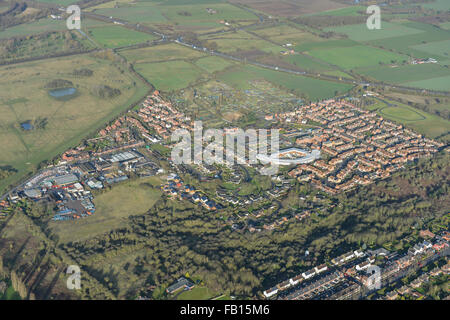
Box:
88;25;157;48
309;45;408;70
134;60;206;91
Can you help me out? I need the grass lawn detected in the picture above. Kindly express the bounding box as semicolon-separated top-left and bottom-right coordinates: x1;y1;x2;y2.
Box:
309;45;408;70
135;60;205;91
0;54;148;194
49;177;162;243
177;286;216;300
89;25;157;48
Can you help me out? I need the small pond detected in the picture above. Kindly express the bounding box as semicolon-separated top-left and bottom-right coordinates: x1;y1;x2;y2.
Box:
49;87;77;98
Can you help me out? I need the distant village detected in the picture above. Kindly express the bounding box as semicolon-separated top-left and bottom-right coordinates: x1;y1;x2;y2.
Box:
1;92;445;231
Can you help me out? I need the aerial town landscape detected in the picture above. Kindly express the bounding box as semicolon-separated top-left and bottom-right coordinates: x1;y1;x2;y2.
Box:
0;0;449;307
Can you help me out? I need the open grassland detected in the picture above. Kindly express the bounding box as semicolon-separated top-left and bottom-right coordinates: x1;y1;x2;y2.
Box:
411;39;450;60
358;63;450;84
422;0;450;11
91;3;167;25
312;5;365;16
283;53;336;72
217;64;352;100
0;17;110;40
194;56;233;73
309;45;408;70
120;43;207;63
49;177;162;243
135;60;205;91
201;30;284;54
0;54;148;193
250;24;320;45
368;22;450;59
404;74;450;92
92;1;257;31
325;21;424;42
89;25;157;48
228;0;348;17
177;286;217;300
36;0;79;5
294;38;358;53
366;99;450;139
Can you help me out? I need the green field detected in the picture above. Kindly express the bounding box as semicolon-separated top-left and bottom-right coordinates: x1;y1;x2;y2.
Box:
92;2;257;30
326;21;424;42
422;0;450;10
0;17;109;40
0;54;148;194
36;0;79;5
411;40;450;60
368;22;450;59
284;53;335;72
49;177;162;243
89;25;157;48
176;286;216;300
201;30;284;54
358;63;450;84
294;38;358;53
313;5;365;16
218;65;353;101
135;60;205;91
367;98;450;138
404;74;450;92
309;45;408;70
92;4;167;25
194;56;233;73
251;24;321;45
120;43;207;63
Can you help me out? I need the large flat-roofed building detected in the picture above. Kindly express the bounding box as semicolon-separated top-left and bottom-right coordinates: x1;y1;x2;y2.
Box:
109;151;140;163
257;148;321;166
52;173;79;186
